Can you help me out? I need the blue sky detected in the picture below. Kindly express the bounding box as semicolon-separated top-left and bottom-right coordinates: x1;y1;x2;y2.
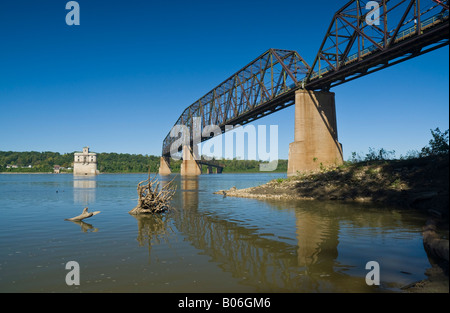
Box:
0;0;448;160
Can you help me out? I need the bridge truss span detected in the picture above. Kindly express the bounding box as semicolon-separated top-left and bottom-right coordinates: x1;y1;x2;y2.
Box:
161;0;449;161
162;49;310;157
305;0;449;90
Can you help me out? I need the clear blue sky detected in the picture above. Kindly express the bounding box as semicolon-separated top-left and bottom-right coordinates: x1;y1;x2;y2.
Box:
0;0;448;160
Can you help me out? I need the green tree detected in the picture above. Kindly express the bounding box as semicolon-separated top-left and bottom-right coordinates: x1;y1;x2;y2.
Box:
421;128;449;157
364;147;396;162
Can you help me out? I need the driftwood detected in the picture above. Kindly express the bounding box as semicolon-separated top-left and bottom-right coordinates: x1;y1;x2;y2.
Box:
65;207;101;221
129;172;176;215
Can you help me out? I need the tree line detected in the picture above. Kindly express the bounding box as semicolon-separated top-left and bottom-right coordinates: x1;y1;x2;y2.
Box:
0;150;288;173
348;128;449;163
2;128;445;173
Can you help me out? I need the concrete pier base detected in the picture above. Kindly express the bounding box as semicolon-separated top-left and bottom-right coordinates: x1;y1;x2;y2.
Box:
287;90;343;176
159;157;172;176
181;145;201;176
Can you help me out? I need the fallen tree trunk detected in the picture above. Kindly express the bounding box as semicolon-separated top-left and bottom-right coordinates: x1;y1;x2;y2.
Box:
65;207;101;221
129;172;176;215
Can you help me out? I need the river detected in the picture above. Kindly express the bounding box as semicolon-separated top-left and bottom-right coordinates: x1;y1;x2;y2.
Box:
0;173;432;292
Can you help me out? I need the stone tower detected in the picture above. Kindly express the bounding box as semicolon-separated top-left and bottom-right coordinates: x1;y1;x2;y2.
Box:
73;146;99;175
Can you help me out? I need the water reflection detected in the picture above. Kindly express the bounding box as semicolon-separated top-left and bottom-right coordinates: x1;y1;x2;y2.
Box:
0;173;432;292
73;177;97;205
265;200;427;291
152;175;427;292
131;176;197;261
66;220;99;233
180;177;199;209
132;213;174;261
123;174;431;292
295;209;338;269
170;176;323;291
173;205;346;291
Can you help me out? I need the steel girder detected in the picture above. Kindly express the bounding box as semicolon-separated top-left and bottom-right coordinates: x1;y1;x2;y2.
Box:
305;0;449;90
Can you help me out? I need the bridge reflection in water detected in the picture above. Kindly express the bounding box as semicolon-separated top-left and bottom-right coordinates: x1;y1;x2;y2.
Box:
132;175;429;292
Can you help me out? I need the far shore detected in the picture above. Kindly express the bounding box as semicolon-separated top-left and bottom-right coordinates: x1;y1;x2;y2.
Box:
0;172;60;174
1;171;287;175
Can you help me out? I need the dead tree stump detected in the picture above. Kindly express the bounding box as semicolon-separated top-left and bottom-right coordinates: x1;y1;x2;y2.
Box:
129;172;176;215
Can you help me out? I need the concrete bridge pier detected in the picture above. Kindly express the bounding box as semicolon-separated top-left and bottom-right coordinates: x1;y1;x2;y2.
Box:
159;156;172;176
180;145;201;176
287;90;343;176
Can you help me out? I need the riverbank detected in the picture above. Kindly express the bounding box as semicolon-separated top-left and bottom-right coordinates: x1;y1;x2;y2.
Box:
216;154;449;293
217;155;449;216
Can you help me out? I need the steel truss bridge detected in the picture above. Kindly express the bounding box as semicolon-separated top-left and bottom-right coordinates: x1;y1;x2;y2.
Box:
162;0;449;158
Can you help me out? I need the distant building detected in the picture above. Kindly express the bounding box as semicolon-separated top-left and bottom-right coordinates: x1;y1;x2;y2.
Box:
53;165;61;174
73;146;99;175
